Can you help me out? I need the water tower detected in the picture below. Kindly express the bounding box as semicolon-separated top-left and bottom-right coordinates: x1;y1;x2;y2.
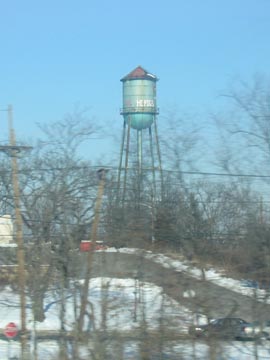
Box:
117;66;163;203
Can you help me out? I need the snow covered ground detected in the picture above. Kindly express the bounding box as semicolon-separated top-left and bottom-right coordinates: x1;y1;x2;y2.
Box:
0;277;193;359
0;278;192;332
0;247;269;359
2;338;270;360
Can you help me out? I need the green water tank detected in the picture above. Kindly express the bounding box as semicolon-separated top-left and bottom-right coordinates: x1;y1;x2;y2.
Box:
121;66;158;130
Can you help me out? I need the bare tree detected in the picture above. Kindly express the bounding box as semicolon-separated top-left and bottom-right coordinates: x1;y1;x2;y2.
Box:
214;75;270;176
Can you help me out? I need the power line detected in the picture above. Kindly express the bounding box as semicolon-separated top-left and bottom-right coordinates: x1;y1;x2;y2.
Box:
0;163;269;179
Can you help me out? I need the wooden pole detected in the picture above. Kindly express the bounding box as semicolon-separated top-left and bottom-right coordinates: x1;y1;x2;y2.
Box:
78;169;106;333
8;105;28;359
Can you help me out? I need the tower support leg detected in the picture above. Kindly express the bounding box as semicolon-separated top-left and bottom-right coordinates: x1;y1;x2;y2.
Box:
153;117;164;198
149;126;157;202
117;121;126;199
137;130;143;206
122;118;131;204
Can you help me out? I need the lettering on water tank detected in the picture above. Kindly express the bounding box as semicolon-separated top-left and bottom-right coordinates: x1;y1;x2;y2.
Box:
136;99;155;107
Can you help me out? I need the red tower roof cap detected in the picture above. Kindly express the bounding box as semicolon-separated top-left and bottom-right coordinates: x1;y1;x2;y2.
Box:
121;66;158;82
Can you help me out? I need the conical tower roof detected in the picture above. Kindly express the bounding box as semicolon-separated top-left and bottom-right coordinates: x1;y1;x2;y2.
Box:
121;66;158;82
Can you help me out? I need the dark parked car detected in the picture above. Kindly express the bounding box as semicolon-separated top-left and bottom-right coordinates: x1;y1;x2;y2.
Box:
188;317;249;340
241;320;270;340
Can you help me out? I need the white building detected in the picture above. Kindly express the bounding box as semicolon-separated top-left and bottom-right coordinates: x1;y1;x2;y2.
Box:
0;215;13;244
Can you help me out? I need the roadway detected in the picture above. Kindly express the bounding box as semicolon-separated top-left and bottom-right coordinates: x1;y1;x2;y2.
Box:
79;251;270;322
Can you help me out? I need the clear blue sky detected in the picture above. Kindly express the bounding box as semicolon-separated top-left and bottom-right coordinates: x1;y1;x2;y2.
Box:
1;0;270;163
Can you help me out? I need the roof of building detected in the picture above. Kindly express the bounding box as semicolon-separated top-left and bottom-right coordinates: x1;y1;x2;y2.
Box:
120;66;158;82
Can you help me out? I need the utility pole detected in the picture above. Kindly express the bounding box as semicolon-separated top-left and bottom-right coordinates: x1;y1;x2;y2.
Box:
78;168;107;334
0;105;32;359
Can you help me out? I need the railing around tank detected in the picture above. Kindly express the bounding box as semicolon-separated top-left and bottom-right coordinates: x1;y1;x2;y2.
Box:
120;107;159;115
